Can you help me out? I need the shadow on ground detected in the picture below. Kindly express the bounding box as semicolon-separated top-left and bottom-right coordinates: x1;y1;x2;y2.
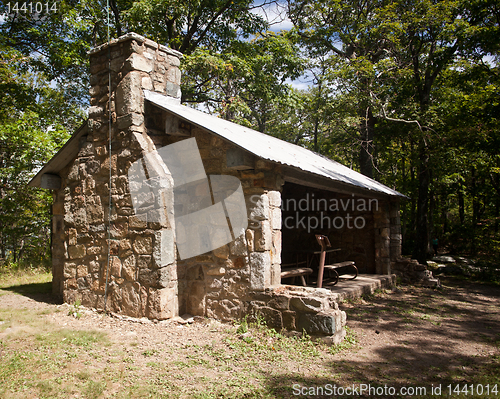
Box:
260;277;500;398
0;281;59;305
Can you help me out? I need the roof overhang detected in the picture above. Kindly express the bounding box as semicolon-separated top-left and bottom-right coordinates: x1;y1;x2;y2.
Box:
28;122;88;188
29;91;407;201
144;90;406;199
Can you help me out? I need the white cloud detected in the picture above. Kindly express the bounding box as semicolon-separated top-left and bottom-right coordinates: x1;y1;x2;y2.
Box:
251;1;293;32
286;78;311;91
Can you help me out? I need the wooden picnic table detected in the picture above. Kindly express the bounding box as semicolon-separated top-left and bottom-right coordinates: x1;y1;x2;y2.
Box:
280;235;358;288
315;235;357;288
280;246;341;287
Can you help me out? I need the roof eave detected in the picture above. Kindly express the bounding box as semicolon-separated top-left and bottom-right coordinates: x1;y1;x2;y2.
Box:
143;90;406;199
28;122;88;188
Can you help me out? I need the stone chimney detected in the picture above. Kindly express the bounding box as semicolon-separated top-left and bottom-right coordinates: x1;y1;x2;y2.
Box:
51;33;183;319
88;32;182;128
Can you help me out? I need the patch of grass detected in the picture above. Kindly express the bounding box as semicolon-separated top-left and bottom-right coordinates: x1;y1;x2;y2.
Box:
0;351;31;387
0;307;55;337
36;329;108;348
76;370;92;381
0;266;51;290
142;348;160;357
226;315;323;367
68;300;83;319
83;379;106;399
236;317;249;334
329;326;357;355
36;379;56;396
173;360;190;369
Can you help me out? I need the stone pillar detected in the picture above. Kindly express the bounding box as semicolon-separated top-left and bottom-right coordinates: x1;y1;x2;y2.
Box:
269;190;282;286
389;200;402;263
247;191;272;290
373;201;391;274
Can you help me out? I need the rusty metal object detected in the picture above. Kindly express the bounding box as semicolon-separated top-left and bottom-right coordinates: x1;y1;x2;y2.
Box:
315;234;357;287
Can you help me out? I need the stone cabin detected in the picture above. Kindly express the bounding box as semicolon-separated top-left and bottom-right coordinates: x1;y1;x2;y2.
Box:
29;33;407;341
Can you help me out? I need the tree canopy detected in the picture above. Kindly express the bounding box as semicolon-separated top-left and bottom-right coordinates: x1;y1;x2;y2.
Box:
0;0;498;266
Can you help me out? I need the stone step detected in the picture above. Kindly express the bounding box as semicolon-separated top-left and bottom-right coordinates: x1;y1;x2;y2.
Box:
324;274;396;302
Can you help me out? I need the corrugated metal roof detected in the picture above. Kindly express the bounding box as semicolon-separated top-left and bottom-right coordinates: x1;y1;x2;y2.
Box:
144;90;404;197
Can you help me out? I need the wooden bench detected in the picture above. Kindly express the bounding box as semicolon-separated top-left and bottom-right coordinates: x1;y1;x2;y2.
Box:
280;258;313;286
323;261;358;286
280;267;313;286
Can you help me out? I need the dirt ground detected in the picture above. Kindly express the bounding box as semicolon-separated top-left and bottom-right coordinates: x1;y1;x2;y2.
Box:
1;276;499;398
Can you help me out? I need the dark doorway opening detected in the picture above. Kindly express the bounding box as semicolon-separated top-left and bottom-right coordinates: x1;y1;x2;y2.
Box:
280;182;376;276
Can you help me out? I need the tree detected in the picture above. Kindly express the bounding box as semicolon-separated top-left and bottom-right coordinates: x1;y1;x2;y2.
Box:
431;59;500;259
0;113;67;265
0;0;291;265
0;0;275;108
182;31;305;132
385;0;499;263
0;25;79;266
288;0;398;178
288;0;499;263
123;0;269;54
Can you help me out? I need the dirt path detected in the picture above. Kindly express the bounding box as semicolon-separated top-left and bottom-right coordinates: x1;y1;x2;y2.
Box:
338;279;500;388
0;276;499;398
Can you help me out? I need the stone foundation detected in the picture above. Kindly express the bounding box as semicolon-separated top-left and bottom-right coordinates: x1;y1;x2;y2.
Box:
245;285;347;343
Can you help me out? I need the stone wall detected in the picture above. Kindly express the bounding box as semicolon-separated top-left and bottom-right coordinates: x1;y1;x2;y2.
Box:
132;97;285;320
244;286;347;344
172;128;284;321
392;257;440;287
138;105;348;338
375;199;402;275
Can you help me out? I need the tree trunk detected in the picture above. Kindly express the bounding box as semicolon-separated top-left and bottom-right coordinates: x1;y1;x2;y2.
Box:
0;233;5;259
441;192;448;234
406;139;417;249
312;78;323;153
471;167;478;254
458;184;465;224
495;196;499;234
313;116;320;153
413;138;430;264
359;106;375;178
429;170;435;245
12;239;17;263
401;140;407;245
